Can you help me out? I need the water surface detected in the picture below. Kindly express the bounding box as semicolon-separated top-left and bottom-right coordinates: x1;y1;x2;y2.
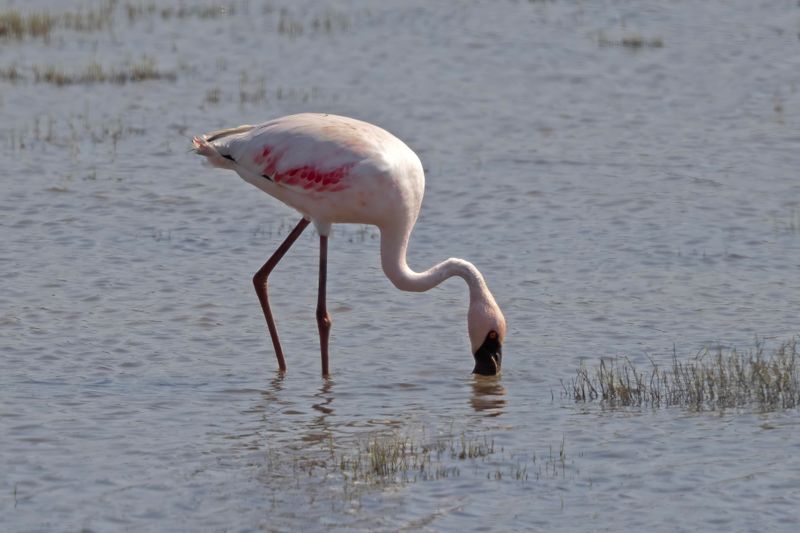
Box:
1;0;799;531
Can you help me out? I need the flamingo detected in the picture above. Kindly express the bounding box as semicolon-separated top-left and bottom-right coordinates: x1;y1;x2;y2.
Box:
192;113;506;376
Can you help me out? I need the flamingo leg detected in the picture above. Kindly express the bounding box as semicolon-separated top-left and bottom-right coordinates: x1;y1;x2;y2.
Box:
253;218;310;372
317;234;332;376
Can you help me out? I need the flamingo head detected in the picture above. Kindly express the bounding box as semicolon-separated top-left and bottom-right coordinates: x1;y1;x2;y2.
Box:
468;296;506;376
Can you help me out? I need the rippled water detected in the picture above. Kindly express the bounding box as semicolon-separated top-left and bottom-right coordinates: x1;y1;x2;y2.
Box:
2;0;799;531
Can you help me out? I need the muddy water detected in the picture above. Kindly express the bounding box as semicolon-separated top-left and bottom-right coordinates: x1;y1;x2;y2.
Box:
2;0;799;531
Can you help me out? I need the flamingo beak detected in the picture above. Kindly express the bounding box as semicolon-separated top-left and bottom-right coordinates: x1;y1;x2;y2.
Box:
472;331;502;376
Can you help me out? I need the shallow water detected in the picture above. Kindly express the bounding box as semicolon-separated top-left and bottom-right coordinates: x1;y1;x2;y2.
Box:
1;0;799;531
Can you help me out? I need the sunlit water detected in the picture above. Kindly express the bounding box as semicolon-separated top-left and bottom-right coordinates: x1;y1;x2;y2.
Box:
2;0;799;531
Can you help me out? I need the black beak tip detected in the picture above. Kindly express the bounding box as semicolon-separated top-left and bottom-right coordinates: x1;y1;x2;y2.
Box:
472;332;502;376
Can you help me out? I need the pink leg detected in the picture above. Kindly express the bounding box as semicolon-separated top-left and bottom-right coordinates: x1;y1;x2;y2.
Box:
317;234;332;376
253;218;310;372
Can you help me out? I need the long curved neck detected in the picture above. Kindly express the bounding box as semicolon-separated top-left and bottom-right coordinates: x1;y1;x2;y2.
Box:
379;222;488;302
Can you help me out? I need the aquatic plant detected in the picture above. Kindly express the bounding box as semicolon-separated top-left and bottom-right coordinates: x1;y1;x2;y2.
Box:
598;32;664;49
273;5;351;38
565;338;799;410
0;2;113;40
774;210;800;234
0;64;24;82
205;87;221;104
61;2;115;33
337;432;488;484
0;10;56;40
238;72;267;104
31;58;176;86
125;1;237;23
323;430;571;489
254;429;574;519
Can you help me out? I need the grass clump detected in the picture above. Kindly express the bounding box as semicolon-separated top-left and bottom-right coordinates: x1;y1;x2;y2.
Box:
0;11;24;39
32;58;176;86
127;57;172;82
0;2;113;40
276;7;351;37
337;432;495;484
205;87;221;104
774;210;800;234
125;2;236;22
61;2;115;32
0;64;24;82
598;32;664;49
331;431;572;487
565;338;799;410
0;10;56;40
239;72;266;104
259;430;574;515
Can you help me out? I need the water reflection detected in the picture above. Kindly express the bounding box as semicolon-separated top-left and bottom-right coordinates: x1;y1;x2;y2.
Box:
245;376;337;450
259;373;285;403
304;379;335;443
311;379;334;416
470;376;507;417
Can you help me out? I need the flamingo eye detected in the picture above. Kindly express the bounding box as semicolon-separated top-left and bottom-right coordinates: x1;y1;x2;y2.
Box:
488;331;498;340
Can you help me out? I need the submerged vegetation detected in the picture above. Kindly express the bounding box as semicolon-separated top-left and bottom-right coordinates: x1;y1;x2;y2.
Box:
0;64;23;82
0;1;237;40
0;2;113;40
32;58;175;86
252;429;575;518
565;339;799;410
598;32;664;49
276;430;571;493
774;209;800;234
0;1;351;42
3;112;147;154
338;432;498;484
124;1;237;22
0;10;57;40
